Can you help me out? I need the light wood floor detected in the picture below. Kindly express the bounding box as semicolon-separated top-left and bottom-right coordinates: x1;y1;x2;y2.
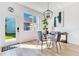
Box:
24;40;79;56
2;40;79;56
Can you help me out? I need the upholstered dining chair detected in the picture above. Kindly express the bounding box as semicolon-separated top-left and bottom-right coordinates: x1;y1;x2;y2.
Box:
36;31;48;51
48;31;61;53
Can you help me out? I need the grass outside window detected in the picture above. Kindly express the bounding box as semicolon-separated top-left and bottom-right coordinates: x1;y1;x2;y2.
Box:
5;34;16;40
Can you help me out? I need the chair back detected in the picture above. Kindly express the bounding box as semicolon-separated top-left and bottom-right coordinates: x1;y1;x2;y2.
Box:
57;32;61;42
48;31;58;41
37;31;43;42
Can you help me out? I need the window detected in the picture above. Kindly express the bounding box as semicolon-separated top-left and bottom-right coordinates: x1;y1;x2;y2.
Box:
24;12;37;31
24;12;32;31
24;23;30;30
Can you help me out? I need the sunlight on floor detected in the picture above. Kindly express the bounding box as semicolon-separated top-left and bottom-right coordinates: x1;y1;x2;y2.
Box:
5;38;16;42
2;42;49;56
19;43;47;49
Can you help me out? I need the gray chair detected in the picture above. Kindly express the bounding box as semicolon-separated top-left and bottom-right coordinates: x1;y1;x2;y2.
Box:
37;31;48;51
48;31;61;53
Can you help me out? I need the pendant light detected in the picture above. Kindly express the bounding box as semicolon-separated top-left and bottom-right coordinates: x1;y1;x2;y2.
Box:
43;2;53;19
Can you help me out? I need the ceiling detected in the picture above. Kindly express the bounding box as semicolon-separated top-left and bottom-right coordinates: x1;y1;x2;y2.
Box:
18;2;79;13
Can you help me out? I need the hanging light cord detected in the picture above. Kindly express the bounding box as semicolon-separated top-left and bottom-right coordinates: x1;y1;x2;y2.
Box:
47;2;49;10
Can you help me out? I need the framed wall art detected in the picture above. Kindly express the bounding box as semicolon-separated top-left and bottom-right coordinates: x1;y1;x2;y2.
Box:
54;11;64;27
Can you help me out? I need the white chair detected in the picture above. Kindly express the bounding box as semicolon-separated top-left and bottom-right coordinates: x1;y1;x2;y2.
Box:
48;31;61;53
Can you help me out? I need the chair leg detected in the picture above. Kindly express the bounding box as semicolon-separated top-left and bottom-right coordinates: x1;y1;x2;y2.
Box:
48;41;51;48
46;40;49;48
58;42;61;51
41;42;43;52
55;42;58;53
51;41;54;47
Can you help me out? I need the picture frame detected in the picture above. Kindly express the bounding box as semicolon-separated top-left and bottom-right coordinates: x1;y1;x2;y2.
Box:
54;11;64;27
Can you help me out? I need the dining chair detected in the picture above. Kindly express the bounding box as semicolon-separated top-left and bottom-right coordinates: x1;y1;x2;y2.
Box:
48;31;61;53
36;31;48;51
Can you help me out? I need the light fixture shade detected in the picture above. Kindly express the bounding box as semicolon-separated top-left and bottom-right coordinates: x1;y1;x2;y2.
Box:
43;9;53;19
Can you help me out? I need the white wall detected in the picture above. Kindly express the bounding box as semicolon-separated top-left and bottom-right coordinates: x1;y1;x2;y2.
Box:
16;3;43;43
0;2;42;47
63;3;79;45
49;3;79;45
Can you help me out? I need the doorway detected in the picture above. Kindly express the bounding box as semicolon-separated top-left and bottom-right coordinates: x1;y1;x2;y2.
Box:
5;16;16;42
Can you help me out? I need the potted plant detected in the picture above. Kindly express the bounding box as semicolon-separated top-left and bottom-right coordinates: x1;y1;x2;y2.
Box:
42;18;48;32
